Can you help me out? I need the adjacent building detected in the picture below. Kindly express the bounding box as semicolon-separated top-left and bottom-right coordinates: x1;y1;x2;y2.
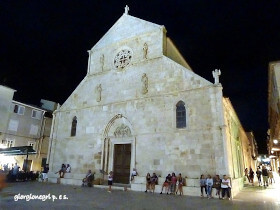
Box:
47;10;256;197
268;61;280;171
0;85;56;172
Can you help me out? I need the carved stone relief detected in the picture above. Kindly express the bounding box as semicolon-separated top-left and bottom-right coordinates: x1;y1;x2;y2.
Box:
114;124;132;137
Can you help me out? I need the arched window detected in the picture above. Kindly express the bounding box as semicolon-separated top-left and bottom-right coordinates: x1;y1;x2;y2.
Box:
71;116;77;136
176;101;186;128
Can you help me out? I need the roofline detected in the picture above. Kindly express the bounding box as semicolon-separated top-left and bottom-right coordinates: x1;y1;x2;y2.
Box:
12;100;46;112
0;85;17;92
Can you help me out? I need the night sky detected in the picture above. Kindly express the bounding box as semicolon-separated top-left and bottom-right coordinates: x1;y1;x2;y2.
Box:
1;1;280;153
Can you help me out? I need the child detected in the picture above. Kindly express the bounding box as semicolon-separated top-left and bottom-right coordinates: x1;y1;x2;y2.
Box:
108;171;113;192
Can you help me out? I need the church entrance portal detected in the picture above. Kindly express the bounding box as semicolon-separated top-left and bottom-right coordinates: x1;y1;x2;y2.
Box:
113;144;131;184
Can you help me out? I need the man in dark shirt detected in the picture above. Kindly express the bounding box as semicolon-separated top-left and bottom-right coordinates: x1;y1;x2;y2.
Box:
42;164;49;182
262;166;268;187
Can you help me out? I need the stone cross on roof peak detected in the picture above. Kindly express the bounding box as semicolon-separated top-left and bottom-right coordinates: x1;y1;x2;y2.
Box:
124;5;129;15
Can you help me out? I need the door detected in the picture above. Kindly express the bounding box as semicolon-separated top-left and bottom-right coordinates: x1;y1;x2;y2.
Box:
113;144;131;184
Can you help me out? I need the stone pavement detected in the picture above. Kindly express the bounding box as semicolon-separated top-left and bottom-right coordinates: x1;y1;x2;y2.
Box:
0;176;280;210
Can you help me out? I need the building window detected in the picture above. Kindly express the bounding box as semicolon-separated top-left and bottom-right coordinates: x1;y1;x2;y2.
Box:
176;101;186;128
71;116;77;137
31;110;42;120
14;104;25;115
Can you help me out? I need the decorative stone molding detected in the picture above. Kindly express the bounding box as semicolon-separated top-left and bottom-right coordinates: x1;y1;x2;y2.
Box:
114;124;132;137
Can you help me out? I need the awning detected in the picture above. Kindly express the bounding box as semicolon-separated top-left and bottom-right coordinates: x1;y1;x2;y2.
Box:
0;146;36;156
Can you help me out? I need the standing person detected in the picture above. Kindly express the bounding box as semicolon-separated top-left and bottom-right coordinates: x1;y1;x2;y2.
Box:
12;163;20;181
256;168;262;186
244;168;249;182
221;175;231;200
150;173;158;193
249;168;254;185
176;173;184;196
145;173;151;193
200;174;207;197
268;170;275;184
213;175;222;199
170;173;177;195
262;166;269;187
42;164;49;182
160;174;171;194
206;175;213;199
108;171;113;192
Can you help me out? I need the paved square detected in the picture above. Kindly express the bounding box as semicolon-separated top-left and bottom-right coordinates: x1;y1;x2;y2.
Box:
1;181;280;210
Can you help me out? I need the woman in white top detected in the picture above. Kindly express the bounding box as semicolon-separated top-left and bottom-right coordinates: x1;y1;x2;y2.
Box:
221;175;231;200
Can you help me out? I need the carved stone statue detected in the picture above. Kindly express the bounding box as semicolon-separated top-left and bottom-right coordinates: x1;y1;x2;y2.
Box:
141;73;148;94
100;54;104;71
114;124;132;137
143;43;148;59
124;5;129;15
96;84;102;102
212;69;221;85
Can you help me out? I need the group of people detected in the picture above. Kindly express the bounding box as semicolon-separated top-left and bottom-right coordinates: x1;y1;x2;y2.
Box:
55;163;71;178
245;165;275;187
145;172;184;195
200;174;231;200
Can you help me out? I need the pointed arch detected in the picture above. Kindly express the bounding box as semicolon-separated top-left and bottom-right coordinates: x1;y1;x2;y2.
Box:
71;116;77;137
176;101;186;128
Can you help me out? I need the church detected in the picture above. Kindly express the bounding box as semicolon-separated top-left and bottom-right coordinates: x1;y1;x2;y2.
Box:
47;7;255;197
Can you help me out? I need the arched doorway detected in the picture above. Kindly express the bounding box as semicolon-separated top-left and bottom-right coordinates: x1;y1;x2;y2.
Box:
101;114;135;184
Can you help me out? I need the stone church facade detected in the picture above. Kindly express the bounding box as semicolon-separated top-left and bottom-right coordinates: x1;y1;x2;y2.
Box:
48;10;254;197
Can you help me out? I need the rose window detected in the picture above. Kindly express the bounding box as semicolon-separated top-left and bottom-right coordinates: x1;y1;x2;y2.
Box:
114;49;132;69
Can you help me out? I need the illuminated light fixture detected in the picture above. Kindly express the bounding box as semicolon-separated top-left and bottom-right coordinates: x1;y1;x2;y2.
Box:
269;155;277;159
262;158;270;162
272;147;280;151
271;151;274;154
273;139;278;144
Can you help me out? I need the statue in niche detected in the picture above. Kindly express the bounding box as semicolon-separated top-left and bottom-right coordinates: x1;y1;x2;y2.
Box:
114;124;132;137
141;73;148;94
212;69;221;85
100;54;104;71
96;84;102;102
143;43;148;59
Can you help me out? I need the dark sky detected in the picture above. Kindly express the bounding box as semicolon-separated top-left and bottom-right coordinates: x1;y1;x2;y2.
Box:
1;0;280;153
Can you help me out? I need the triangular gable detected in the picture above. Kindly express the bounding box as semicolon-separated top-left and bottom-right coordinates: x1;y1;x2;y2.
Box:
92;14;165;50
